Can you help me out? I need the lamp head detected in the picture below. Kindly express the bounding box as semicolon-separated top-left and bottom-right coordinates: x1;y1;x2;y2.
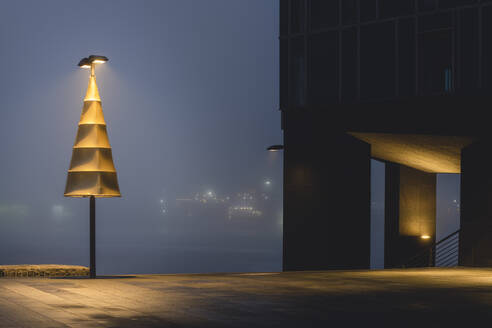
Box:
78;57;91;68
267;145;284;152
88;55;109;64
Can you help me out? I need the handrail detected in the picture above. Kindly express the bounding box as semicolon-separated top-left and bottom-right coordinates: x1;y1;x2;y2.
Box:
435;229;461;245
401;229;460;268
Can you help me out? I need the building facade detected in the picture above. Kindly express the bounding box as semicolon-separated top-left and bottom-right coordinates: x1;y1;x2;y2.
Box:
280;0;492;270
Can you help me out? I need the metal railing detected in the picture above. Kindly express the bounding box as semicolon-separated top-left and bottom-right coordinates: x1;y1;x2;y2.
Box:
401;230;460;268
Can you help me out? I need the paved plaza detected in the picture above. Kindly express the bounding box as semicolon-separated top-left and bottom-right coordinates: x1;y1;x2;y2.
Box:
2;268;492;327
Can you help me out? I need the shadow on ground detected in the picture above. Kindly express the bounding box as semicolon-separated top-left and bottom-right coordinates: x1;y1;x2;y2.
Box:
51;275;137;280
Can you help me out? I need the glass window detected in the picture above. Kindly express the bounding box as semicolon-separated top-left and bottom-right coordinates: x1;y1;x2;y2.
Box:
290;0;305;34
418;30;453;94
439;0;477;9
289;37;306;108
459;8;479;91
379;0;414;18
482;6;492;88
342;28;357;101
398;19;416;97
360;22;396;100
280;39;288;110
418;0;437;12
308;32;339;107
310;0;339;30
280;0;288;36
342;0;358;25
360;0;377;22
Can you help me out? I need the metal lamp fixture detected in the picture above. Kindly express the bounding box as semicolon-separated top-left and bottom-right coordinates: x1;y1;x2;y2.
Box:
267;144;284;152
78;58;91;68
65;55;120;278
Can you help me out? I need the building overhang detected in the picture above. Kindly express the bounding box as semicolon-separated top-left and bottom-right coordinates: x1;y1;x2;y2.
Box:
349;132;474;173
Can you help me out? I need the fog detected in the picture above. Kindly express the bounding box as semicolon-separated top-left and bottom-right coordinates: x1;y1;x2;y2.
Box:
0;1;461;274
0;0;282;274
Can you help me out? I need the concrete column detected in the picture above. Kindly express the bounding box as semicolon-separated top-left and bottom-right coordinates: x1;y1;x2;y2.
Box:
384;163;436;268
283;111;371;271
460;140;492;266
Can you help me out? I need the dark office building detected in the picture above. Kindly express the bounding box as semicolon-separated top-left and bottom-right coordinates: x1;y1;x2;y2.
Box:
280;0;492;270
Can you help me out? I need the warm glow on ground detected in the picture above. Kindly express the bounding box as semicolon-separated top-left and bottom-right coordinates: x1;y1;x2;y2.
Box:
2;268;492;326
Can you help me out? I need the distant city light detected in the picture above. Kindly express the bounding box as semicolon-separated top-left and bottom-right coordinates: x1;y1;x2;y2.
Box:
265;179;271;186
52;205;64;217
172;188;278;221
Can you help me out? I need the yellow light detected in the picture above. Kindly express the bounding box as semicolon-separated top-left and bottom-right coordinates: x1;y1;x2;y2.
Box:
92;60;106;64
80;64;91;69
64;70;120;198
421;235;431;239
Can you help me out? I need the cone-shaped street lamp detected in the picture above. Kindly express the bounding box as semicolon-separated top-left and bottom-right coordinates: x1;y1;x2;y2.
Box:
65;55;120;278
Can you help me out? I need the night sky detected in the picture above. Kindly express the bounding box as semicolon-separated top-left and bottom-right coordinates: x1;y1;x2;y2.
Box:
0;1;459;274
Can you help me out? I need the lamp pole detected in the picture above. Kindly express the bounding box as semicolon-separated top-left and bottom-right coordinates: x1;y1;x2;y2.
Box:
89;61;97;279
90;196;96;278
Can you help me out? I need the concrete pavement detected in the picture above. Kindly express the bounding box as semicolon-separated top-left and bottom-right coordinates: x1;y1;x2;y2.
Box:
2;267;492;327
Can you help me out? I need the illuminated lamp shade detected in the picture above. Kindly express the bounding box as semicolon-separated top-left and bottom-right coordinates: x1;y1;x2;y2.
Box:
88;55;108;64
267;144;284;152
64;57;120;198
78;57;91;68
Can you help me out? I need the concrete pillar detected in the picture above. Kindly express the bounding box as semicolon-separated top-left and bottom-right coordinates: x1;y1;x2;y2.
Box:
460;140;492;266
283;111;371;271
384;163;436;268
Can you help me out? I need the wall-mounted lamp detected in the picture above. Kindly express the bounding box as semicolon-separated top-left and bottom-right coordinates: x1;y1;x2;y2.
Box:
267;145;284;152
